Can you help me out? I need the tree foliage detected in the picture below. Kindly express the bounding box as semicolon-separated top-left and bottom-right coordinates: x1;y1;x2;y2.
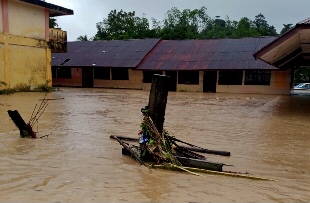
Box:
49;18;59;28
94;9;152;40
294;66;310;84
77;35;89;41
93;7;280;41
280;24;294;35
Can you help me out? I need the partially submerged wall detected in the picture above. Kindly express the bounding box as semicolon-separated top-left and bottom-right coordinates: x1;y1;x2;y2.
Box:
1;0;51;90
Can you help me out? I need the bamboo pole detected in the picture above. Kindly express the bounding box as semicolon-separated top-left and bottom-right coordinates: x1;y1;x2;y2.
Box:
150;164;275;181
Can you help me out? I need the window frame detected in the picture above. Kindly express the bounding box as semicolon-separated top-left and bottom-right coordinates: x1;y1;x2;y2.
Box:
178;71;199;85
111;68;129;80
218;70;243;85
94;67;110;80
244;70;271;86
55;67;72;79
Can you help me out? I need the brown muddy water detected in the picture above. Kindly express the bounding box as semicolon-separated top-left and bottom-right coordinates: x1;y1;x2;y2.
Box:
0;88;310;202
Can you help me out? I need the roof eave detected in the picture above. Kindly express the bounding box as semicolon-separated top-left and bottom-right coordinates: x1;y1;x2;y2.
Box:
19;0;74;17
253;24;310;60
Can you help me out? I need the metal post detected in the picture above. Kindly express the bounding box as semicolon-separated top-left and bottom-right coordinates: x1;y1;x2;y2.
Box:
148;74;170;134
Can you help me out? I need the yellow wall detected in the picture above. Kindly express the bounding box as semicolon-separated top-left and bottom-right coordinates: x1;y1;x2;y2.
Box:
0;44;4;82
94;69;143;89
9;45;46;88
8;0;45;39
1;0;51;90
216;70;291;95
0;1;3;33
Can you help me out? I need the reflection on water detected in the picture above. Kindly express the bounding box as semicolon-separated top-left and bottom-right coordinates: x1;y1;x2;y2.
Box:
0;88;309;202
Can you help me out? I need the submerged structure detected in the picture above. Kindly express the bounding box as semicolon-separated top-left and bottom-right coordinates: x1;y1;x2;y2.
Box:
0;0;73;90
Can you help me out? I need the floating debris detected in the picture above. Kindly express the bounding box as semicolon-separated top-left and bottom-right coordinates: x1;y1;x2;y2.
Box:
8;93;50;138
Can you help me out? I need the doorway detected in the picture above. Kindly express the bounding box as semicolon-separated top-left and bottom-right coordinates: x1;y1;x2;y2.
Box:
165;71;177;92
203;71;217;93
82;68;94;88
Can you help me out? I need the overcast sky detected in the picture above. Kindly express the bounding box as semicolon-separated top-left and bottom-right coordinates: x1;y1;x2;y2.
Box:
46;0;310;41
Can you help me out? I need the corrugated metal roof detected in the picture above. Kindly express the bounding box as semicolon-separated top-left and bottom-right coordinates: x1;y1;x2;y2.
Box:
137;37;277;71
52;39;160;67
298;17;310;25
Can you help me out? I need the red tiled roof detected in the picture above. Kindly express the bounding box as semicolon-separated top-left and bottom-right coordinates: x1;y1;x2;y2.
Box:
52;39;160;67
137;37;277;71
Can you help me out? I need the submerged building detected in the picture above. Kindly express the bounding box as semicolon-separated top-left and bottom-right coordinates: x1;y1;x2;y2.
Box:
52;36;292;95
0;0;73;90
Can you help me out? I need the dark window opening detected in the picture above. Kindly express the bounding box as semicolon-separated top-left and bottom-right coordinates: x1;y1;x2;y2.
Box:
56;67;72;79
52;67;57;78
245;70;271;85
94;68;110;80
218;70;243;85
60;59;70;65
178;71;199;84
143;71;163;83
112;68;129;80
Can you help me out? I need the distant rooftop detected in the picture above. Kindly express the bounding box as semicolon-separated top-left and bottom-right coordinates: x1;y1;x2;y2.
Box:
52;39;160;67
19;0;74;17
137;37;277;71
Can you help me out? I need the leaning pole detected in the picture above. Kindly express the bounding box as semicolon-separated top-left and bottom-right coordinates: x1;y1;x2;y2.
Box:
148;74;170;134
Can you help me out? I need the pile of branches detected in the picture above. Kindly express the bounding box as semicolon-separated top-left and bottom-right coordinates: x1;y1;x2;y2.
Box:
140;115;181;165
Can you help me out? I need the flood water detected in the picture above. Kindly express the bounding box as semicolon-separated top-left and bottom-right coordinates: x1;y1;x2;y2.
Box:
0;88;309;202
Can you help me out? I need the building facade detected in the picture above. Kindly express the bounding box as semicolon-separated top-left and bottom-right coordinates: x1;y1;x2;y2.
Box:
52;37;292;95
0;0;72;90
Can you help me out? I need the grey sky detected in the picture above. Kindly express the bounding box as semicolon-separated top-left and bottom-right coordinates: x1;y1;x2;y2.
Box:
46;0;310;41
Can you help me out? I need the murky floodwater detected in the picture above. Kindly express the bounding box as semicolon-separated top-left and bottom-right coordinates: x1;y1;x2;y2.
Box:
0;88;309;202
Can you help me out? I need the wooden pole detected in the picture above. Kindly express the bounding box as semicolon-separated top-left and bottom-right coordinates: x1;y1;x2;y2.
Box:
148;74;170;134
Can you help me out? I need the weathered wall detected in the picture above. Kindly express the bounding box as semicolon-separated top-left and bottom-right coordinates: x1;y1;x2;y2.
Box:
53;67;82;87
0;0;51;89
216;70;291;95
8;0;45;39
0;44;4;83
94;69;143;89
9;45;46;88
0;1;3;33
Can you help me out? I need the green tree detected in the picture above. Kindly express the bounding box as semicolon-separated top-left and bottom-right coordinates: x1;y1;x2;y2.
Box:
253;13;277;36
280;24;294;34
93;8;279;40
232;17;259;38
94;9;152;40
77;35;89;41
294;66;310;84
161;7;209;39
49;17;59;28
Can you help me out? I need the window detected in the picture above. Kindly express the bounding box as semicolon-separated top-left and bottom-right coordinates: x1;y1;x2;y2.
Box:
112;68;129;80
56;67;72;79
52;67;57;78
245;70;271;85
94;68;110;80
143;71;163;83
178;71;199;84
218;70;243;85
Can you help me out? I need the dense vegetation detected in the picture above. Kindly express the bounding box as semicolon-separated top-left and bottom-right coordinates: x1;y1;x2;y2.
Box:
75;7;294;41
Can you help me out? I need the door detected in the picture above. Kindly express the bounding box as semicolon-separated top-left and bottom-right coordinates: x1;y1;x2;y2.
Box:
165;71;177;92
203;71;217;93
82;68;94;88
